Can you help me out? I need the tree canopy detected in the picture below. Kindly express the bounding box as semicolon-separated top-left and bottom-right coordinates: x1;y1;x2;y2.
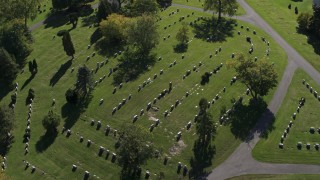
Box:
0;0;41;27
0;105;15;154
232;54;278;99
126;14;159;55
204;0;238;20
75;65;94;97
176;23;189;45
196;98;216;145
117;124;154;178
0;48;19;86
100;13;130;44
0;20;32;67
42;110;61;134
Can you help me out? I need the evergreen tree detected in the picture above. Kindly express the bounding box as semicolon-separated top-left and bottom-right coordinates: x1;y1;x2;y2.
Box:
0;47;19;86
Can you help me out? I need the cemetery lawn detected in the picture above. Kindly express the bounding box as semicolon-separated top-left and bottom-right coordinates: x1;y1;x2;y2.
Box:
3;6;286;179
253;69;320;164
228;174;320;180
172;0;246;15
245;0;320;72
28;0;100;26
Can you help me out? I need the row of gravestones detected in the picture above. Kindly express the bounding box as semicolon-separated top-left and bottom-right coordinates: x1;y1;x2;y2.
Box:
302;79;320;101
23;160;47;175
278;97;305;149
66;123;157;180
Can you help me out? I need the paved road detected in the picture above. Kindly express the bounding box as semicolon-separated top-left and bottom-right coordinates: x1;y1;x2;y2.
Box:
173;0;320;179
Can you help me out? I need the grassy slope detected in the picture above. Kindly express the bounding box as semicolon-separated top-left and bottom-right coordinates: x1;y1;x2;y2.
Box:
245;0;320;71
253;69;320;164
229;174;320;180
3;6;286;180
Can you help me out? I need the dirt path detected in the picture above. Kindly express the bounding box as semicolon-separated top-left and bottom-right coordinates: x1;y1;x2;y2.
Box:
173;0;320;179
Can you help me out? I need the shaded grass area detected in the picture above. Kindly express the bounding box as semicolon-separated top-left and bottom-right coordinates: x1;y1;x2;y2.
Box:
3;6;287;179
245;0;320;71
172;0;246;15
229;174;320;180
253;69;320;164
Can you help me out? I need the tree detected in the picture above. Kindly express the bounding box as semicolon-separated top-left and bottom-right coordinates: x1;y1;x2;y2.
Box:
176;23;189;45
156;0;172;8
126;14;159;55
117;124;153;178
233;54;278;99
65;88;79;104
75;65;94;97
0;105;15;154
204;0;238;20
0;48;19;86
42;110;61;134
0;0;41;27
310;4;320;37
129;0;159;17
51;0;94;10
32;59;38;73
196;98;216;146
96;0;118;22
114;47;156;84
62;31;75;58
297;12;312;32
100;13;130;44
0;20;32;67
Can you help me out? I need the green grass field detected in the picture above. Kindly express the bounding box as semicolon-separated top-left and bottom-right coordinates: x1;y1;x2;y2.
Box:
2;5;287;179
253;69;320;164
245;0;320;71
229;174;320;180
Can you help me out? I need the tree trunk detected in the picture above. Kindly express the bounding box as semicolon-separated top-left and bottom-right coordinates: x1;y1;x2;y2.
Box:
218;0;222;21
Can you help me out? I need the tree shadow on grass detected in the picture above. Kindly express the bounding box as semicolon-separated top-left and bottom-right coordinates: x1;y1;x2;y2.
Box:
307;33;320;55
43;12;70;29
189;140;216;179
21;74;36;90
229;98;268;141
61;93;93;129
173;43;188;53
90;28;103;45
81;14;97;27
94;38;124;57
0;84;11;102
256;109;276;140
192;17;235;43
35;131;57;153
50;60;72;87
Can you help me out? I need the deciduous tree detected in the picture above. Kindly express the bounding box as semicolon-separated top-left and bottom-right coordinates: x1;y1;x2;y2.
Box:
204;0;238;20
232;54;278;99
0;48;19;86
117;124;153;178
126;14;159;55
75;65;94;97
0;105;15;154
42;110;61;134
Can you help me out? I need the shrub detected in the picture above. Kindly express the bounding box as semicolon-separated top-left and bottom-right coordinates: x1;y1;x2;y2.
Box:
297;12;312;32
26;88;35;104
200;72;210;85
